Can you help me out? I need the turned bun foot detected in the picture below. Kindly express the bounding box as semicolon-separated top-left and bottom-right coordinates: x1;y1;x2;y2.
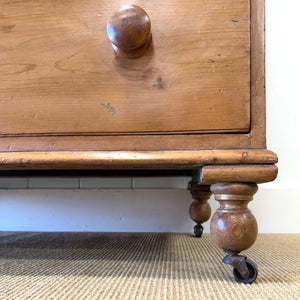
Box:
210;183;258;251
188;183;211;237
210;182;259;283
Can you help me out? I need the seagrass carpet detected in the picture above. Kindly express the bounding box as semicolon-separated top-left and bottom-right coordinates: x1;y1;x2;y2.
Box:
0;232;299;300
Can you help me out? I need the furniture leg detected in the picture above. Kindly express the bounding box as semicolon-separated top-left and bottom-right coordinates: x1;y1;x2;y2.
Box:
210;182;258;283
188;182;211;238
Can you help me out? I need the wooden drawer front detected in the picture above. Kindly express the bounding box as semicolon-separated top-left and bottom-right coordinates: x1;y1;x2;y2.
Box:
0;0;250;136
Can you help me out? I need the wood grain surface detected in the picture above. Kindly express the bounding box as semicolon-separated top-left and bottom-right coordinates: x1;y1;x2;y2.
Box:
249;0;266;148
199;164;278;184
0;0;250;136
0;149;278;170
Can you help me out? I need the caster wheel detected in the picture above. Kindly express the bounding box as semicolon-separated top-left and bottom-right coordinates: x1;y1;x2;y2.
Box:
233;259;258;284
194;224;203;238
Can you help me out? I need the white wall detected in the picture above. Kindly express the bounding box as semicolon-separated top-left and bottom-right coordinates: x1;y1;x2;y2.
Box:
0;0;299;234
260;0;300;233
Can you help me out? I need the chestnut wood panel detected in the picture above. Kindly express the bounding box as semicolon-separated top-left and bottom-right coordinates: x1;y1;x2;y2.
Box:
0;150;278;170
0;0;250;136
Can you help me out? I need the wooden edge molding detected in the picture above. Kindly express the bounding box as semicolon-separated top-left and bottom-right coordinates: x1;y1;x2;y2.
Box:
249;0;266;147
198;164;278;184
0;150;278;170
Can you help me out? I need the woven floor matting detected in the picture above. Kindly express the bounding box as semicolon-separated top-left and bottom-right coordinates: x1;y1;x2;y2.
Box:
0;232;299;299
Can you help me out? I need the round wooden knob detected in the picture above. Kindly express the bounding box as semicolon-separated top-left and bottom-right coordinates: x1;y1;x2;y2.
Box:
107;5;152;58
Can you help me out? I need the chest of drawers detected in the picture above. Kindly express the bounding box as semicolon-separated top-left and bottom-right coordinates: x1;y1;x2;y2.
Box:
0;0;277;283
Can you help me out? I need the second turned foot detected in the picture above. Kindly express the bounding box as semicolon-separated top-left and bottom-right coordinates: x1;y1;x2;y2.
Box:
188;182;211;238
210;182;259;283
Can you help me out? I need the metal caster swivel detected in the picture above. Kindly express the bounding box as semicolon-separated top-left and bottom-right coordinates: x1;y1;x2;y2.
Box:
193;224;204;238
223;252;258;284
232;259;257;284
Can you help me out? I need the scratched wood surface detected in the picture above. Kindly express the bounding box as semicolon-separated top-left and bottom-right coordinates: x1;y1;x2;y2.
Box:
0;0;250;136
